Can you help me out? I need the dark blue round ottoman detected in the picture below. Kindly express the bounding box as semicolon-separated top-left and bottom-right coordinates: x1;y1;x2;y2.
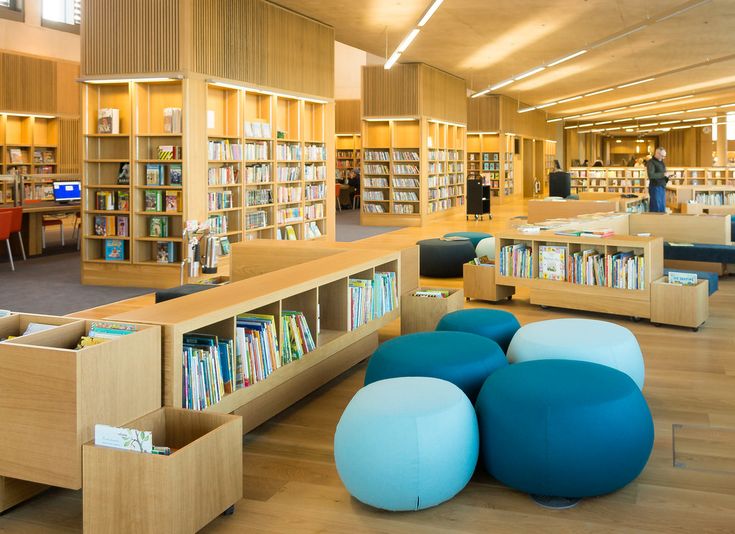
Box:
475;360;654;499
365;331;507;401
417;238;477;278
436;309;520;353
443;232;492;248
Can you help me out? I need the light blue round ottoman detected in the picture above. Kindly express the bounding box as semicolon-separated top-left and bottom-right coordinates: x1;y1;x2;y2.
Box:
335;377;479;511
365;331;507;401
436;309;520;353
475;236;496;260
507;318;645;389
475;360;654;499
443;231;492;248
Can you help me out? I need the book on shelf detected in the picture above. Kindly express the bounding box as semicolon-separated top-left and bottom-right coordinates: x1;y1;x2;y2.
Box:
97;108;120;134
168;164;183;186
580;229;615;238
94;215;115;236
413;289;451;298
94;424;152;453
538;245;566;281
285;225;297;240
8;148;23;164
96;191;117;211
149;216;169;237
165;190;180;212
43;150;55;164
146;164;164;186
219;236;231;256
104;239;125;261
163;107;182;134
144;190;163;212
117;162;130;185
304;221;322;239
156;241;176;263
183;332;236;410
280;311;316;364
158;145;182;160
116;215;129;237
349;278;373;330
117;191;130;211
469;255;493;266
499;243;533;278
236;313;281;386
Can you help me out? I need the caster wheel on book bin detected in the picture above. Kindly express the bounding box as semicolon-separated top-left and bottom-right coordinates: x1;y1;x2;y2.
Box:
692;327;700;332
223;505;235;516
631;316;641;323
506;296;512;301
653;323;661;328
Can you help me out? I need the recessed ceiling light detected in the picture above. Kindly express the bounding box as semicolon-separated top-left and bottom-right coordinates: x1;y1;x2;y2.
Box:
618;78;655;89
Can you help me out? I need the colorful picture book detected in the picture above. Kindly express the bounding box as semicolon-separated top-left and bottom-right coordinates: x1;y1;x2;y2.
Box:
149;216;169;237
165;190;180;212
280;311;316;364
94;424;152;453
104;239;125;261
156;241;175;263
144;190;163;212
94;215;128;237
97;108;120;134
538;245;566;281
667;271;697;286
168;164;182;186
146;164;164;186
182;332;236;410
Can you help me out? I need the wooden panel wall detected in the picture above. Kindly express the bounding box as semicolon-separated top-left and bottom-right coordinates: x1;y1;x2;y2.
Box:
57;62;81;117
362;64;421;118
362;63;466;123
468;95;554;139
419;64;466;124
0;53;57;114
81;0;180;76
190;0;334;98
467;95;500;132
336;100;361;133
658;128;705;166
58;118;82;174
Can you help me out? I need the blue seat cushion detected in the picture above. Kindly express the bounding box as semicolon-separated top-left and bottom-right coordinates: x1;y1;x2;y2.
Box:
365;331;507;401
443;231;493;248
475;360;654;498
663;268;718;295
436;309;520;353
664;242;735;264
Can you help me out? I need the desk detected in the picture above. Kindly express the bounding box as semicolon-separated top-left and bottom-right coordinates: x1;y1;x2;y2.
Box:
21;202;80;256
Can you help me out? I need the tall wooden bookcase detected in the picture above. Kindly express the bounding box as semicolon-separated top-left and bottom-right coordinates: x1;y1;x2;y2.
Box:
467;132;515;199
336;134;361;181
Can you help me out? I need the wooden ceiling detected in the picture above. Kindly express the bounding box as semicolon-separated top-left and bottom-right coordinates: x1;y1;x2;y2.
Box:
272;0;735;127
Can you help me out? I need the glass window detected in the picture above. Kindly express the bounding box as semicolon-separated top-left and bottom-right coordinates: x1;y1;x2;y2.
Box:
0;0;24;23
42;0;80;33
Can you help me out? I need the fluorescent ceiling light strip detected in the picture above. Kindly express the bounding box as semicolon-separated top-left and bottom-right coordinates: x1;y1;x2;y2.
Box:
518;107;536;113
604;107;628;112
471;89;491;99
558;96;582;104
618;78;655;89
683;118;702;122
86;77;178;84
686;106;716;112
585;88;615;97
397;29;420;53
514;67;545;81
661;94;694;102
595;121;612;125
565;115;582;119
489;79;514;91
637;115;658;119
564;125;579;129
546;118;564;123
719;103;735;108
629;101;658;108
659;120;681;125
364;117;416;122
640;123;659;127
537;102;557;109
418;0;444;27
656;0;712;23
671;125;692;129
384;51;402;70
581;112;602;117
548;50;588;67
579;123;594;127
613;119;631;123
656;111;681;117
4;112;55;118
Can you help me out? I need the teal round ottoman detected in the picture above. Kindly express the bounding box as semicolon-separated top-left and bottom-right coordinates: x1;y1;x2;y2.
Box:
436;309;520;353
507;318;645;389
475;236;496;260
335;377;479;511
475;360;654;501
365;331;507;401
443;231;492;248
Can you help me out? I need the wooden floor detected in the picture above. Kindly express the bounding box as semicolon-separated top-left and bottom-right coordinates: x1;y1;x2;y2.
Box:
3;197;735;533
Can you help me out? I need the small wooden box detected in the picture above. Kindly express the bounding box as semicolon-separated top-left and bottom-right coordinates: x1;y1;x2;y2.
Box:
651;277;709;329
401;288;464;334
0;318;161;489
463;263;515;302
83;408;243;533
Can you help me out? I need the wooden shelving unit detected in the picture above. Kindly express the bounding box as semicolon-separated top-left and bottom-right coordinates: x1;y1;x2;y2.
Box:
570;167;735;197
467;132;514;199
666;184;735;211
361;118;466;227
494;230;664;319
112;242;408;433
336;133;361;181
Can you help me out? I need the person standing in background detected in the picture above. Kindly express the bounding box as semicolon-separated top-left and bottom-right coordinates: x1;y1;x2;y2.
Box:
646;147;668;212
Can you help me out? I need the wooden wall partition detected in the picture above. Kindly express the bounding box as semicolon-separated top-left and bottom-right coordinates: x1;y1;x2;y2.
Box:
467;95;553;139
58;118;82;174
419;65;467;125
336;100;361;134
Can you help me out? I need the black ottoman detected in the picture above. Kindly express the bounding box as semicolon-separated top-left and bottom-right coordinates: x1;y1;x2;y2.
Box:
155;284;218;303
417;238;476;278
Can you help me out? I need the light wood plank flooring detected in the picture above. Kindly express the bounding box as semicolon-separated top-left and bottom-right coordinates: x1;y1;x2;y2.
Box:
2;198;735;533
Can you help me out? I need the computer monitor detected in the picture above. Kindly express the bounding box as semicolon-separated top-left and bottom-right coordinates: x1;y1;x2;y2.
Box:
52;181;81;203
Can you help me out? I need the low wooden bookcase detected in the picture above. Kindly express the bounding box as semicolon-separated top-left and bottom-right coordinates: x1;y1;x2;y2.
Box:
83;407;242;533
0;314;161;490
113;242;412;433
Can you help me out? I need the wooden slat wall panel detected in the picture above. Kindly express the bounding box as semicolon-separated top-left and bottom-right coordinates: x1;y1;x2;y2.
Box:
192;0;334;98
468;95;554;138
56;62;81;117
336;100;361;133
58;118;81;174
81;0;180;76
362;64;420;118
467;96;500;132
419;64;466;124
0;53;57;113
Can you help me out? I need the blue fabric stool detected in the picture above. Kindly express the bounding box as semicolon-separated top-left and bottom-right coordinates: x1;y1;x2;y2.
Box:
507;318;645;389
443;231;492;248
475;360;654;498
663;268;718;295
365;331;507;401
475;236;496;260
335;377;479;511
436;309;520;353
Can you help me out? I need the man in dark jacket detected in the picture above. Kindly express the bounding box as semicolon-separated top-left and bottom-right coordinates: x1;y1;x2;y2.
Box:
646;147;668;212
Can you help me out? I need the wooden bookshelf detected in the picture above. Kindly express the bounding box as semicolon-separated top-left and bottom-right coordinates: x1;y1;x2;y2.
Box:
494;230;664;319
361;118;466;227
0;114;60;179
467;132;514;199
570;167;735;197
111;242;409;433
666;185;735;211
0;314;161;490
336;133;361;182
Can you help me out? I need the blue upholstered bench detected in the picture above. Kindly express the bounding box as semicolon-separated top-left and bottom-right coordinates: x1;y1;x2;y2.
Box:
664;242;735;264
663;268;718;295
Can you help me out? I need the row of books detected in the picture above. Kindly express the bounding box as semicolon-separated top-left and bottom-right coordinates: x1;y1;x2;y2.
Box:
208;214;228;235
163;108;182;134
277;207;302;224
305;144;326;161
32;149;55;164
498;243;533;278
208;191;235;211
245;141;269;160
365;164;389;174
304;203;324;220
394;191;418;201
277;186;303;203
245;164;271;183
305;184;325;200
394;165;420;175
149;216;172;238
276;225;298;240
304;221;323;239
208;165;239;186
144;190;180;212
428;163;445;173
276;143;301;161
393;150;419;161
93;215;129;237
244;121;272;139
348;271;398;330
246;210;267;230
304;164;326;181
277;167;300;182
96;190;129;211
208;140;242;161
393;178;420;188
393;204;414;214
364;191;385;201
693;192;735;205
567;250;646;289
363;203;386;213
145;164;182;186
246;189;272;206
364;150;389;161
157;145;182;160
364;178;389;188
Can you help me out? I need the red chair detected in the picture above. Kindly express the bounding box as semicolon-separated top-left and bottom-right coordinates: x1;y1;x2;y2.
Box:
0;211;14;271
0;207;26;261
